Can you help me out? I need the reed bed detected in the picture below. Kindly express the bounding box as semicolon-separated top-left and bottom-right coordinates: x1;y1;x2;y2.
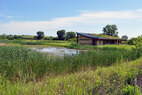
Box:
0;55;141;95
0;45;142;82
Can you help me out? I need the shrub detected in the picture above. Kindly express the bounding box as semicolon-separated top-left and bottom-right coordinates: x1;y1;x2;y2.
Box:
127;38;137;45
122;85;141;95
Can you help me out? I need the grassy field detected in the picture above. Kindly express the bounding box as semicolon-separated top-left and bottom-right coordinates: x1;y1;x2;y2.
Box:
0;43;141;94
68;43;135;50
0;39;70;47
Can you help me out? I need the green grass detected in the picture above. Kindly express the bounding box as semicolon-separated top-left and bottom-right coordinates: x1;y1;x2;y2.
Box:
91;33;123;39
0;55;141;95
0;45;141;81
0;39;70;47
0;45;141;94
68;44;135;50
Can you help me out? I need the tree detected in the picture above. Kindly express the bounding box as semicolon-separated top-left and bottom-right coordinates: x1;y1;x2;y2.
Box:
133;36;142;48
121;35;128;40
102;24;118;37
66;32;76;39
1;33;6;39
14;35;22;39
37;31;44;40
127;38;137;45
7;35;14;40
57;30;65;40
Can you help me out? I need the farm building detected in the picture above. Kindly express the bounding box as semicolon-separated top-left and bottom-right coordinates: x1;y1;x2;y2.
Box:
76;32;124;46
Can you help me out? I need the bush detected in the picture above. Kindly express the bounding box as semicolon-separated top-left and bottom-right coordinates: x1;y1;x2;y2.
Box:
122;85;141;95
134;36;142;48
127;38;137;45
7;36;14;40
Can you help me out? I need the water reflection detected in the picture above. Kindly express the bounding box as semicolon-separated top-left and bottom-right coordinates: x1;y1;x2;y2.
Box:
31;47;82;56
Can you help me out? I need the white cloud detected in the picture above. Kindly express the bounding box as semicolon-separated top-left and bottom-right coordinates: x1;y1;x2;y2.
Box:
0;10;142;37
136;9;142;12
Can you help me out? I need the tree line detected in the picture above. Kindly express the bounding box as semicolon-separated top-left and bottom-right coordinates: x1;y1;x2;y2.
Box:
0;30;76;40
0;24;129;40
34;30;76;40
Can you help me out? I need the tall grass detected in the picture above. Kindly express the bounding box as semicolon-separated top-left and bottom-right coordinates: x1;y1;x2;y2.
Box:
0;45;142;82
0;55;141;95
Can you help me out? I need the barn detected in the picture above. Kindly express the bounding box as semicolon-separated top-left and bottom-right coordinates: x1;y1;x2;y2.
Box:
76;32;123;46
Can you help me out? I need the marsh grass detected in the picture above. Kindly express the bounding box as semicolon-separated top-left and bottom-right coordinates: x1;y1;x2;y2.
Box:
0;45;142;94
0;45;142;82
0;55;141;95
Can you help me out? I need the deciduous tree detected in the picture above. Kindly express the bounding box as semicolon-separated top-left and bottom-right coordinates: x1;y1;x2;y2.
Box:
122;35;128;40
37;31;44;40
103;24;118;37
66;32;76;39
57;30;65;40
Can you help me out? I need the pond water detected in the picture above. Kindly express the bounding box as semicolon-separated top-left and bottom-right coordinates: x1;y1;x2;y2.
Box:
31;47;85;56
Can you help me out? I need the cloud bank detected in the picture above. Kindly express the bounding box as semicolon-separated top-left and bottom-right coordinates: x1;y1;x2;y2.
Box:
0;10;142;37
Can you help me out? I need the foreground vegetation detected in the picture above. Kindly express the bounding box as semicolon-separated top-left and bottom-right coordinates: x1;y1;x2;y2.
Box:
0;45;141;81
0;54;141;94
0;37;142;94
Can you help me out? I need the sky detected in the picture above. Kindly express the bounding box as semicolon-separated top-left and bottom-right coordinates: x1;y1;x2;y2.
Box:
0;0;142;38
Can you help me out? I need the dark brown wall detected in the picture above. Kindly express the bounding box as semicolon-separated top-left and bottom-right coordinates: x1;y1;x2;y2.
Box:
77;34;122;46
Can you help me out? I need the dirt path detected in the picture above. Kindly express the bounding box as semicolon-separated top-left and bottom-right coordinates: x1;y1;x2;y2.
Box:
0;43;6;46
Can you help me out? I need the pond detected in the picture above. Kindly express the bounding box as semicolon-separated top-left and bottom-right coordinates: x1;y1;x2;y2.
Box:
31;47;86;56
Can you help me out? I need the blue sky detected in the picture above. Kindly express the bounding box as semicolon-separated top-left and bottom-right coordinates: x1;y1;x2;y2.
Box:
0;0;142;38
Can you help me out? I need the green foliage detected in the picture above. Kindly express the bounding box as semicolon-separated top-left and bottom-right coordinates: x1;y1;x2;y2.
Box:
103;24;118;37
127;38;137;45
0;46;48;80
68;44;135;50
21;35;33;40
57;30;65;40
133;36;142;48
37;31;44;40
91;33;121;39
127;36;142;49
44;36;53;40
122;85;141;95
0;40;70;46
13;35;23;39
122;35;128;40
66;31;76;39
0;43;141;94
0;52;141;94
0;34;34;40
0;34;7;39
7;36;14;40
0;45;141;82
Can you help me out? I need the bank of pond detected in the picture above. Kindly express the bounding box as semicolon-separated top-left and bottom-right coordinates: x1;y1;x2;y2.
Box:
0;45;142;94
0;45;141;94
0;45;141;80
